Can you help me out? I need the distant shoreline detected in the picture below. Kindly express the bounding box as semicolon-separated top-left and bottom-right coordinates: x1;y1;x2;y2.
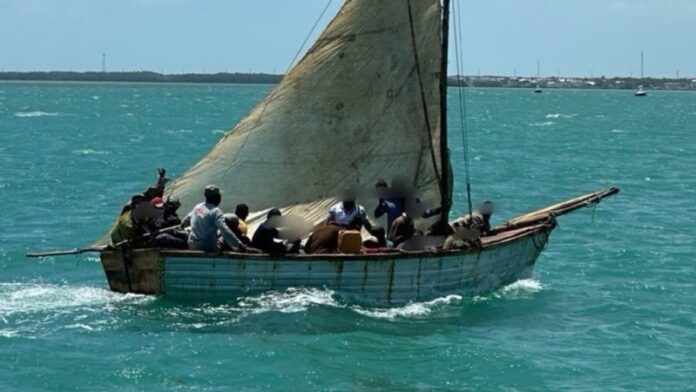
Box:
1;71;695;91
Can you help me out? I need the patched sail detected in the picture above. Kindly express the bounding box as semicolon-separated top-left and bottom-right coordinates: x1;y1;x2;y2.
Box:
167;0;451;228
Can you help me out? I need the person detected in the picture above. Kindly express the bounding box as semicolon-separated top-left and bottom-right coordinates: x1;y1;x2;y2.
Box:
143;167;170;201
450;201;495;236
252;208;300;254
151;197;188;249
182;185;246;252
328;188;373;231
233;204;251;242
110;194;147;246
219;213;252;249
304;221;343;254
373;179;404;231
374;178;443;232
387;198;423;248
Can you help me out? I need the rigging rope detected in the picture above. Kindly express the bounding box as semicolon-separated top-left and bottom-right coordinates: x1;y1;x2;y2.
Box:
287;0;335;73
451;0;474;218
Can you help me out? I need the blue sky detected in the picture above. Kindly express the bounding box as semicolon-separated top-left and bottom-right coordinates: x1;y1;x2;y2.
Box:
1;0;694;77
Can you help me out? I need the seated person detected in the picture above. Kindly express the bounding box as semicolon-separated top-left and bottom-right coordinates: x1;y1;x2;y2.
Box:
182;185;246;252
252;208;300;255
388;198;423;248
304;221;343;254
151;197;188;249
233;203;251;242
110;194;147;246
329;188;373;231
220;213;252;249
450;201;494;236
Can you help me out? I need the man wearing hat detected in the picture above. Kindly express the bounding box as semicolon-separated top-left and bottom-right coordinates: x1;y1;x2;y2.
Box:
183;185;246;252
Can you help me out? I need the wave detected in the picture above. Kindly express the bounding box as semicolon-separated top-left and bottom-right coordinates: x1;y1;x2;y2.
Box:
493;279;543;299
545;113;577;119
0;283;152;319
530;121;555;127
352;295;463;320
73;149;111;155
14;111;59;118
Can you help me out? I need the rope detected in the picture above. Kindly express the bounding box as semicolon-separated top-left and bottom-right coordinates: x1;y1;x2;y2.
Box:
286;0;335;74
406;0;444;190
452;0;474;218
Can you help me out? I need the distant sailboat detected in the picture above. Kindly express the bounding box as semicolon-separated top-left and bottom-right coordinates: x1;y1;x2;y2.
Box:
635;51;647;97
534;58;543;93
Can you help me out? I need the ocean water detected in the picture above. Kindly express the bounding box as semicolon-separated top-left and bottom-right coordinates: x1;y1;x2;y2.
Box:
0;82;694;391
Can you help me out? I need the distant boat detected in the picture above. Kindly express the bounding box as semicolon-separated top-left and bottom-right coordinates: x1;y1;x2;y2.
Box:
635;85;647;97
635;51;648;97
534;58;543;93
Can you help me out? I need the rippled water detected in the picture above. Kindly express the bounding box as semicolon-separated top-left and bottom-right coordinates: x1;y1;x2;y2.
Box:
1;83;694;390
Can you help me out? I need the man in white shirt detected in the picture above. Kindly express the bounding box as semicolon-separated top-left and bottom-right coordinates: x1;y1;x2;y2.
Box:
328;188;373;231
182;185;246;252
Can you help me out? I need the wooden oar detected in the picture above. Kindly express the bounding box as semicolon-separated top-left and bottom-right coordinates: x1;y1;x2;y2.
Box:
26;247;107;258
26;225;185;258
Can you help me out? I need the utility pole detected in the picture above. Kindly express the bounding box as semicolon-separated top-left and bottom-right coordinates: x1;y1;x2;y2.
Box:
102;52;106;73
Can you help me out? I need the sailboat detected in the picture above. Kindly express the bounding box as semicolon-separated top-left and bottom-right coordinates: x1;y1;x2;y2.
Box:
29;0;618;305
534;58;543;93
635;51;647;97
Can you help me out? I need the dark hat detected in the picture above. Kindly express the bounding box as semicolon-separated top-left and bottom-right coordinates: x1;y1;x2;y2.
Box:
164;196;181;210
204;185;221;198
267;208;282;219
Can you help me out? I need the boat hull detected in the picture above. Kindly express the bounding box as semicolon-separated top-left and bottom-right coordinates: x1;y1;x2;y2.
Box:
100;224;553;305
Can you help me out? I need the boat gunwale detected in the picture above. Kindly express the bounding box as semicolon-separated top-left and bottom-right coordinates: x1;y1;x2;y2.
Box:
103;221;554;262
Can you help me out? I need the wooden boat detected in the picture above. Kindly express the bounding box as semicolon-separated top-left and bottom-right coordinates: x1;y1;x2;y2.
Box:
99;188;618;305
30;1;619;305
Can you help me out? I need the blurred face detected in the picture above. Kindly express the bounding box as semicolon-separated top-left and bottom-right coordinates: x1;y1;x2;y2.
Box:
341;188;356;203
405;198;425;218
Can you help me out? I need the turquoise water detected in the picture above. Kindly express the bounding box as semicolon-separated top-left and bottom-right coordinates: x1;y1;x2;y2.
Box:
1;82;694;391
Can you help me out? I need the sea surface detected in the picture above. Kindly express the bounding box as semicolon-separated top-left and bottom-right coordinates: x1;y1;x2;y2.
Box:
0;82;694;391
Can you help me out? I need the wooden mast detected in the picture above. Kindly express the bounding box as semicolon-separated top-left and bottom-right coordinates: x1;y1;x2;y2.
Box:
439;0;453;227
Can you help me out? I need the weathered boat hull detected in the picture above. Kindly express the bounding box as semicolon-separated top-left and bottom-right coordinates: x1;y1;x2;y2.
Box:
100;223;553;305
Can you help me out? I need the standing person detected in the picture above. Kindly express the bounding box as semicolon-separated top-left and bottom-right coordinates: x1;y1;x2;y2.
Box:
373;179;403;232
374;178;442;232
328;188;373;231
182;185;246;252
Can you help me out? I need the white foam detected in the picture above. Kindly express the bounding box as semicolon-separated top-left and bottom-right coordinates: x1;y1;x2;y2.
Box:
238;287;341;314
493;279;543;299
351;294;462;320
545;113;577;119
14;111;59;118
530;121;555;127
0;283;152;318
73;149;111;155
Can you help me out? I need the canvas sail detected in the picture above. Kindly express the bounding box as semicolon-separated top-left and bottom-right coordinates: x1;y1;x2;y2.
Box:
164;0;451;230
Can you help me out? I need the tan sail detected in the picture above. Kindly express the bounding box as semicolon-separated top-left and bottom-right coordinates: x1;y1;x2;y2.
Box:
165;0;449;228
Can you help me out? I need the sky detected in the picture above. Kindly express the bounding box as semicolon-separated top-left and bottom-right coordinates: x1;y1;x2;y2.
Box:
0;0;695;78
